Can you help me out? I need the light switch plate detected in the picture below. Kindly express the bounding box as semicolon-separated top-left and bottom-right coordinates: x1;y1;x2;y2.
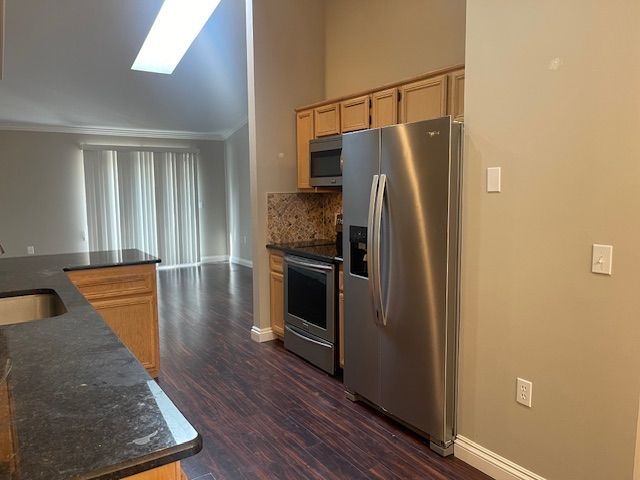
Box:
592;244;613;275
487;167;501;192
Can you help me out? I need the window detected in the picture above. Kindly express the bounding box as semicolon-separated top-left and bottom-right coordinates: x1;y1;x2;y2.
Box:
82;146;200;267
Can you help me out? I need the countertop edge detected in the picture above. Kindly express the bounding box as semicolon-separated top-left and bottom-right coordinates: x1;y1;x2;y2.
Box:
89;433;203;480
63;258;161;272
266;243;343;264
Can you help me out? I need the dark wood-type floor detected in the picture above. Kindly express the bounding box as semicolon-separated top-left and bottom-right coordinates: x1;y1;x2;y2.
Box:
156;264;490;480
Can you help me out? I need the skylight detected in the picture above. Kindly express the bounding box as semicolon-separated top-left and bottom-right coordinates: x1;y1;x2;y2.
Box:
132;0;222;75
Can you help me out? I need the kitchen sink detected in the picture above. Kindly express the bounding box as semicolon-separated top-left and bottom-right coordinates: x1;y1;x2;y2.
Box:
0;292;67;326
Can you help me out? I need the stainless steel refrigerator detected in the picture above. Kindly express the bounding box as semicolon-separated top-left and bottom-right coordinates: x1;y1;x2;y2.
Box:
342;116;462;456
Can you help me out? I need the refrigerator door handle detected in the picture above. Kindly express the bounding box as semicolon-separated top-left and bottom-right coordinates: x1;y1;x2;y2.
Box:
367;175;380;321
374;174;387;326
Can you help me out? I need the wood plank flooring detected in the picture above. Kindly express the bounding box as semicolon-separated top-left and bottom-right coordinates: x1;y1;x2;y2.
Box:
156;264;490;480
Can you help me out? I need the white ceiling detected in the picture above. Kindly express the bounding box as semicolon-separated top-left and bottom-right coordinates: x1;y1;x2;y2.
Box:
0;0;248;138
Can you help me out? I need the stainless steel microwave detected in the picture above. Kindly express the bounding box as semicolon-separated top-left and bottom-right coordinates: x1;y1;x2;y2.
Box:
309;135;342;187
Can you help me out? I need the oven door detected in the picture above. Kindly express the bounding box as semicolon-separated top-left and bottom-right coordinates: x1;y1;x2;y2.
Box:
284;255;336;343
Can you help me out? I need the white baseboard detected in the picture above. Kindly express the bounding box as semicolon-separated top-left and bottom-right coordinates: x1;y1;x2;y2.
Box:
250;326;277;343
230;256;253;268
201;255;229;264
454;436;546;480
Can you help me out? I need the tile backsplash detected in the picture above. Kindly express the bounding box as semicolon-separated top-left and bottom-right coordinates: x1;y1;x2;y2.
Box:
267;192;342;244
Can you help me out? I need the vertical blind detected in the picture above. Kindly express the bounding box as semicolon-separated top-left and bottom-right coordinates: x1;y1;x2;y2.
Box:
82;148;200;267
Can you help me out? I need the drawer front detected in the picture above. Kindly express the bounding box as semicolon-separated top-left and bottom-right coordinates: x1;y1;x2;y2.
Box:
67;264;155;300
269;252;284;274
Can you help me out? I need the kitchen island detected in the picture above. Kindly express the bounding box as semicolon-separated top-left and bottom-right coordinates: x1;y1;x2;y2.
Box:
0;249;201;479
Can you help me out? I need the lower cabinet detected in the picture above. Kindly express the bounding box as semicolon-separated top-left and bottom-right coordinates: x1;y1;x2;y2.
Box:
66;264;160;378
123;461;186;480
0;372;16;476
91;294;159;375
269;251;284;338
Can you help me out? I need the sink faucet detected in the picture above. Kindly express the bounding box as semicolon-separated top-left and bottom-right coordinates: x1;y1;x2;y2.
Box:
0;243;5;255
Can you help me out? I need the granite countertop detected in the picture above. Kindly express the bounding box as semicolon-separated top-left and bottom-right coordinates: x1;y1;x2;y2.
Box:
0;249;201;480
267;240;343;264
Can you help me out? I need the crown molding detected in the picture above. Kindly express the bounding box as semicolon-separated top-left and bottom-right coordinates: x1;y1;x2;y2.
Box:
0;122;227;141
218;117;248;140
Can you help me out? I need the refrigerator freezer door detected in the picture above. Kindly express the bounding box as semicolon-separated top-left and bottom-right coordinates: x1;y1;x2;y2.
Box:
342;128;381;405
378;117;459;446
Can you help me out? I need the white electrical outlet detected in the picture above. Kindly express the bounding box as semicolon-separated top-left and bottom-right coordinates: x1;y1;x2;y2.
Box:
27;246;35;255
516;377;533;407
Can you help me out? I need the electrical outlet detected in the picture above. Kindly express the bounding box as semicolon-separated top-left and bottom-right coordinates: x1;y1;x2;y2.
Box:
27;246;35;255
516;377;533;407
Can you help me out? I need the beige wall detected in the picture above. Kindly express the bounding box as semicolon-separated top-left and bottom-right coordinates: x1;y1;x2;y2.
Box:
324;0;466;98
225;123;252;264
0;130;228;259
459;1;640;478
246;0;325;333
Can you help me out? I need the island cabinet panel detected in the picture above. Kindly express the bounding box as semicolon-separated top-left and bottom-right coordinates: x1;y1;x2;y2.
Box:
340;95;370;133
66;263;160;378
371;88;398;128
0;375;17;476
269;251;284;338
339;265;344;369
448;68;465;121
399;74;448;124
296;109;315;190
91;294;159;375
123;461;184;479
314;103;341;137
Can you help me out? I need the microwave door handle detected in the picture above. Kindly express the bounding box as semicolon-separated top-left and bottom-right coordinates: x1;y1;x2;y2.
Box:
367;175;380;323
374;174;387;326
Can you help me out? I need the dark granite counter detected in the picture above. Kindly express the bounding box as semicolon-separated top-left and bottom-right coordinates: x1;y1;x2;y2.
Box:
266;240;343;264
0;249;201;479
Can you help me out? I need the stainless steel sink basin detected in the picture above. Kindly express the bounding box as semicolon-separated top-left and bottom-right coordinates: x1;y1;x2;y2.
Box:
0;292;67;326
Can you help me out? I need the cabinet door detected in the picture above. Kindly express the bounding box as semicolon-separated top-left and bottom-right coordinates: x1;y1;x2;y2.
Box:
123;461;183;480
371;88;398;128
340;95;370;133
296;109;315;190
270;271;284;338
448;69;465;122
0;375;16;476
399;74;448;124
314;103;341;137
92;294;160;377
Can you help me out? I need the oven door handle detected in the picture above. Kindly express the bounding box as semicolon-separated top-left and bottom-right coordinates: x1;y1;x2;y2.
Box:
285;325;332;348
285;256;334;271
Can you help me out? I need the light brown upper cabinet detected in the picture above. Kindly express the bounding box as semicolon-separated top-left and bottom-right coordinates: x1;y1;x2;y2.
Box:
314;103;341;137
340;95;370;133
371;88;398;128
399;74;448;124
448;69;465;122
296;109;315;189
